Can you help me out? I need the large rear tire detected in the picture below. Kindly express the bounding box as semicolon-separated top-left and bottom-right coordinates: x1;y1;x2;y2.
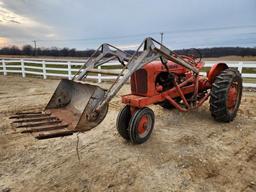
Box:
128;107;155;144
210;68;242;122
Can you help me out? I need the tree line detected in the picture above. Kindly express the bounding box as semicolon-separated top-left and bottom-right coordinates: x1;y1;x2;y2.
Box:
0;45;95;57
0;44;256;58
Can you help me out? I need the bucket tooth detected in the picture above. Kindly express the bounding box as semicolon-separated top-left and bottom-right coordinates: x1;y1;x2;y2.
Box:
35;130;74;139
12;116;58;123
10;110;74;139
15;111;42;115
21;123;69;133
10;112;51;119
16;119;62;128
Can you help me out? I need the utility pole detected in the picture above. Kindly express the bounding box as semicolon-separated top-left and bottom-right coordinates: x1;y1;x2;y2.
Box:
33;40;37;56
160;32;164;44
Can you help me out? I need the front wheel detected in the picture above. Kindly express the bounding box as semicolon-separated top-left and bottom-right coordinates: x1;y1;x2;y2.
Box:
116;105;131;140
128;107;155;144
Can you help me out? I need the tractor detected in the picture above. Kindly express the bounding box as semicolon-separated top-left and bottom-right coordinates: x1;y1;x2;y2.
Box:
10;37;242;144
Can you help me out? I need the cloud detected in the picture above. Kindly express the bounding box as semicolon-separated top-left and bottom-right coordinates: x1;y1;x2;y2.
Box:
0;4;38;26
0;1;56;46
0;0;255;49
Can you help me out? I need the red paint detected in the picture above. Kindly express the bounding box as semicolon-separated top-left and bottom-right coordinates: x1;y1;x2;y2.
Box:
137;115;148;135
122;58;228;113
227;84;238;111
207;63;228;83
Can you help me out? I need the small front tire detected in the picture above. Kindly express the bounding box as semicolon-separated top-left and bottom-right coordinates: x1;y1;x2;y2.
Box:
116;105;131;140
128;107;155;144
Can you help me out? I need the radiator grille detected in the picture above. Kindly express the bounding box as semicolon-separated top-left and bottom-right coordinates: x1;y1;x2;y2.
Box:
131;69;147;95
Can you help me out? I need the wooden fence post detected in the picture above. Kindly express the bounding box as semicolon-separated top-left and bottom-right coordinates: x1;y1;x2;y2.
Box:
42;60;47;79
98;65;102;83
238;61;243;73
21;59;26;77
67;61;72;80
2;59;7;76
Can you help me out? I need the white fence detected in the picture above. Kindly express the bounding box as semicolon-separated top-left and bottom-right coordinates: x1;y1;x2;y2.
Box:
0;58;256;88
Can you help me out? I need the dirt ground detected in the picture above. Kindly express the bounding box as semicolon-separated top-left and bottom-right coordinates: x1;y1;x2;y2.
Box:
0;75;255;192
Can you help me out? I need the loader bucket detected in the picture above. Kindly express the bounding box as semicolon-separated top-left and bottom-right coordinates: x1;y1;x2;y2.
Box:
10;79;109;139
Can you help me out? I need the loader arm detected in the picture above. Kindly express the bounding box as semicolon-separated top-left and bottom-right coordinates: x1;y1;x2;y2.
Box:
10;37;201;139
74;43;131;80
94;37;199;111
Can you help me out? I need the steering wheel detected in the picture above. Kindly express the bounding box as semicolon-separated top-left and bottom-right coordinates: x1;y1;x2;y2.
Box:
184;48;202;64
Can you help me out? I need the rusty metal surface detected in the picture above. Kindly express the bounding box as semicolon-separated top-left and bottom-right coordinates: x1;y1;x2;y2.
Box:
10;111;72;139
10;112;51;119
9;37;199;139
45;79;109;131
10;79;109;139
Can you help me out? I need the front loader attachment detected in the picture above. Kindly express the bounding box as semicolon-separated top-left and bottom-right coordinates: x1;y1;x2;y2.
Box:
9;43;131;139
10;79;108;139
10;37;200;140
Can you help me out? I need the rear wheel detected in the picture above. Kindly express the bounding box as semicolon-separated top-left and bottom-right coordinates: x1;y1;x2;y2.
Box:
116;105;131;140
210;68;242;122
128;107;155;144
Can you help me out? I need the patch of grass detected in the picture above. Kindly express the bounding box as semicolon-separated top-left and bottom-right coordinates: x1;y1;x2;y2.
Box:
25;63;42;67
26;68;43;73
5;62;21;66
5;67;21;70
243;78;256;83
46;70;67;75
242;68;256;73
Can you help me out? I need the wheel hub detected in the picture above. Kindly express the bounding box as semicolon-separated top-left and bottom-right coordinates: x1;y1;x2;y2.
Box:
137;115;149;136
227;84;238;111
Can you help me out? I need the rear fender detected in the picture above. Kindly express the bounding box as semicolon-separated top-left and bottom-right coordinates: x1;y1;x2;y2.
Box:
207;63;228;84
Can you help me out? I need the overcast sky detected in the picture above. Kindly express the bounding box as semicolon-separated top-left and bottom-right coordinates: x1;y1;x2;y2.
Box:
0;0;255;50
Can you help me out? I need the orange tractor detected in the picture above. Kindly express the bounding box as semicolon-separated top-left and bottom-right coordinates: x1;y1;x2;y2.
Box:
10;37;242;144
